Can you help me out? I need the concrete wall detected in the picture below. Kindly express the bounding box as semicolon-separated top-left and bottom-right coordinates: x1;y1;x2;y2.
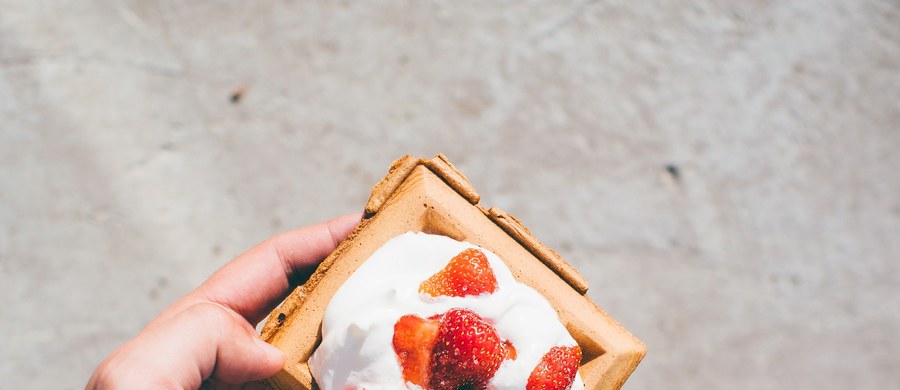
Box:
2;1;898;388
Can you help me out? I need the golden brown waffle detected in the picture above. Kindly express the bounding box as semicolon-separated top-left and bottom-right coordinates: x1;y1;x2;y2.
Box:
260;154;645;390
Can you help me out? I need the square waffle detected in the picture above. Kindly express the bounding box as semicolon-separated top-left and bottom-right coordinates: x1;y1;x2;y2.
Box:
260;155;645;390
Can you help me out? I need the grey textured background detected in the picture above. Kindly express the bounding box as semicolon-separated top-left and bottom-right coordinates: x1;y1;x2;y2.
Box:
2;1;899;389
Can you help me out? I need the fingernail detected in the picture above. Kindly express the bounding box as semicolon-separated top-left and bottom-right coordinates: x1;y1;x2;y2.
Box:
254;337;284;359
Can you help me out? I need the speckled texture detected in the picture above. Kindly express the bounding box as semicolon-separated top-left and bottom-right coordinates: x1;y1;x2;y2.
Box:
1;1;899;389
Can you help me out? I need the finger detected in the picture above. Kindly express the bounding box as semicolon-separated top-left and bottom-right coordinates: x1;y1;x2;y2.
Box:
240;382;271;390
88;303;283;389
159;213;362;325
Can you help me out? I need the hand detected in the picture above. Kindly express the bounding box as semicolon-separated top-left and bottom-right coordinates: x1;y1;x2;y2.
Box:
87;213;362;389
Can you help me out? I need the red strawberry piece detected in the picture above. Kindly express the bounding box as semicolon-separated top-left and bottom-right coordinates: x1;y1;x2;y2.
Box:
392;308;515;389
502;339;517;361
429;308;505;390
526;345;582;390
419;248;498;297
392;314;440;387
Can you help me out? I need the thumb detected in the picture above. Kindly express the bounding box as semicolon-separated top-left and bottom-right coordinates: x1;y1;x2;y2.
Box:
188;303;284;384
89;303;284;389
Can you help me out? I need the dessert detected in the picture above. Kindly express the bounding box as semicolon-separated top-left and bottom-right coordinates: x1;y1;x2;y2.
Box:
259;155;645;390
308;232;584;389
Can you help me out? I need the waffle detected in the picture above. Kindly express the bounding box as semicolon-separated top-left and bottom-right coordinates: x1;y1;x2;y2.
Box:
260;154;645;390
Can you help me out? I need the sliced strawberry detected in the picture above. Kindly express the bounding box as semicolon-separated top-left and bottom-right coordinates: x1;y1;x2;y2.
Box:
526;345;582;390
419;248;498;297
429;308;505;390
392;314;440;387
392;308;515;389
502;339;517;361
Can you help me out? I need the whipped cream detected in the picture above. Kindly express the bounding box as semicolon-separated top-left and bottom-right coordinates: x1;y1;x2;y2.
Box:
309;232;584;390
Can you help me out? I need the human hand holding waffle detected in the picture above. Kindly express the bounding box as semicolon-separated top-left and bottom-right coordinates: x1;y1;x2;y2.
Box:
88;154;645;390
86;214;362;390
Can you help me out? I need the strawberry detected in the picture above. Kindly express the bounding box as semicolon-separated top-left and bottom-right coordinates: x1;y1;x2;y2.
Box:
392;314;440;387
419;248;498;297
502;339;517;361
526;345;582;390
429;308;505;390
393;308;514;389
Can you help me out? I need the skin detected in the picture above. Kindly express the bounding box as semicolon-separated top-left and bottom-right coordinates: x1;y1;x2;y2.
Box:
86;213;363;390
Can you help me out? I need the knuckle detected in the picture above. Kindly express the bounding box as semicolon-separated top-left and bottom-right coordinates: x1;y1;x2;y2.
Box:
184;302;241;335
187;302;230;320
88;364;121;389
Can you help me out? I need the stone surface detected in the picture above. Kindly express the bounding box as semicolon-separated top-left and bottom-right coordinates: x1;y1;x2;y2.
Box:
1;1;899;389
